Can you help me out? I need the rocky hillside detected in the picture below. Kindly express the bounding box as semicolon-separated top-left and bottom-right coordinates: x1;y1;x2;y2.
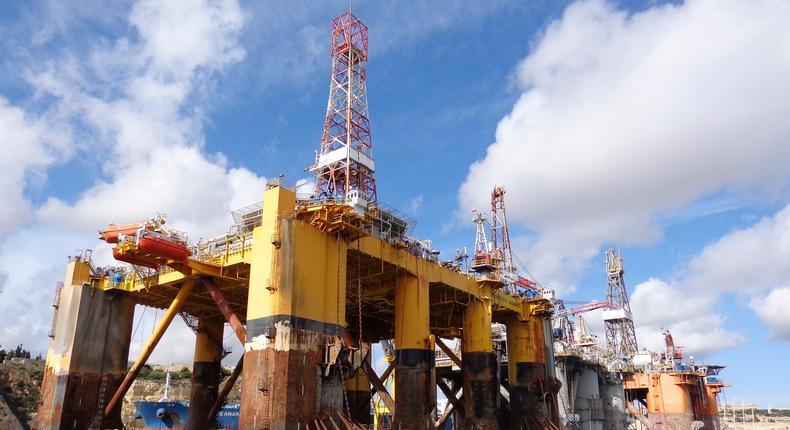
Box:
0;358;44;429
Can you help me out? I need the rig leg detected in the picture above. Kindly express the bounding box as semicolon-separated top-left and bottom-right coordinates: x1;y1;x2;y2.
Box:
506;316;558;430
36;255;135;430
208;356;244;428
463;286;498;429
103;279;195;417
394;274;434;429
239;186;349;429
345;349;372;425
187;317;224;430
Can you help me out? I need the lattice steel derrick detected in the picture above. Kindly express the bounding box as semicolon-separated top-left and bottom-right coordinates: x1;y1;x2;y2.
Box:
490;186;516;279
312;11;377;205
603;248;639;357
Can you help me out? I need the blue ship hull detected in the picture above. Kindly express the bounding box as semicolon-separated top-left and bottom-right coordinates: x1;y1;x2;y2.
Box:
134;400;239;429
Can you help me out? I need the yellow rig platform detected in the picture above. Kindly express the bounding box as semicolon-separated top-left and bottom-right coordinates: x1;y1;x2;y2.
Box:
36;184;561;430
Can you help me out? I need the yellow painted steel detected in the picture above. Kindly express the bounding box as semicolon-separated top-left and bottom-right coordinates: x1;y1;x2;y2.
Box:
463;282;493;353
356;235;523;315
194;318;224;363
394;274;430;350
44;257;100;373
65;257;92;287
505;301;551;374
344;352;371;392
104;279;195;416
247;186;348;326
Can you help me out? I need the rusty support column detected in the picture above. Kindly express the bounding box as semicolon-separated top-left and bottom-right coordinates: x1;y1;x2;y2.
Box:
36;255;135;430
104;279;195;416
187;317;224;429
394;273;433;429
463;284;498;429
202;276;247;427
208;356;243;427
506;311;557;430
239;186;348;429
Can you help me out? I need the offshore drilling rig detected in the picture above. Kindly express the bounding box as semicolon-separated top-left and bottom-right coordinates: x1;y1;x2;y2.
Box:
35;9;561;430
551;252;727;430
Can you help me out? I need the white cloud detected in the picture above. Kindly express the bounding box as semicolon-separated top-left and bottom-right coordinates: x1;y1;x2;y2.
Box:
750;288;790;341
629;278;745;357
459;0;790;292
407;194;424;215
682;205;790;294
0;0;260;362
627;202;790;354
0;97;70;239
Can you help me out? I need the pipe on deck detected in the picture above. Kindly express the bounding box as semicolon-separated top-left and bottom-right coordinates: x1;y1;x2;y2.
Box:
104;280;195;416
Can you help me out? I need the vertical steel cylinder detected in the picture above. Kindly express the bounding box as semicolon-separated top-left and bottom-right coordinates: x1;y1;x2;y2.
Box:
187;317;224;430
36;256;135;429
506;316;549;429
104;280;195;417
239;186;349;429
394;274;434;429
463;288;498;429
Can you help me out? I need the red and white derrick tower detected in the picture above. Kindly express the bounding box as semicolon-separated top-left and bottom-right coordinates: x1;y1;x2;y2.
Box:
490;186;517;283
603;248;639;358
311;11;377;213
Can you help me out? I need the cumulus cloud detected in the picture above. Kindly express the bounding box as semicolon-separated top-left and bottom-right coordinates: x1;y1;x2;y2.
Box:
0;0;261;360
26;0;260;240
459;0;790;292
0;98;70;240
682;205;790;294
750;288;790;341
630;278;745;356
628;203;790;354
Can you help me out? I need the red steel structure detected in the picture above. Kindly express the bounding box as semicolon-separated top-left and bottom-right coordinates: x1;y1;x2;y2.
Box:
490;186;517;286
311;11;377;207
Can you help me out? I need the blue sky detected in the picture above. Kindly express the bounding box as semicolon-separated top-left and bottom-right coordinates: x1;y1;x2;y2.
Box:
1;0;789;407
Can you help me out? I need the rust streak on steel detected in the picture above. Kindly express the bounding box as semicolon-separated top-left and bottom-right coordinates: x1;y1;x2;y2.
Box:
205;355;244;427
104;281;194;416
202;277;246;343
